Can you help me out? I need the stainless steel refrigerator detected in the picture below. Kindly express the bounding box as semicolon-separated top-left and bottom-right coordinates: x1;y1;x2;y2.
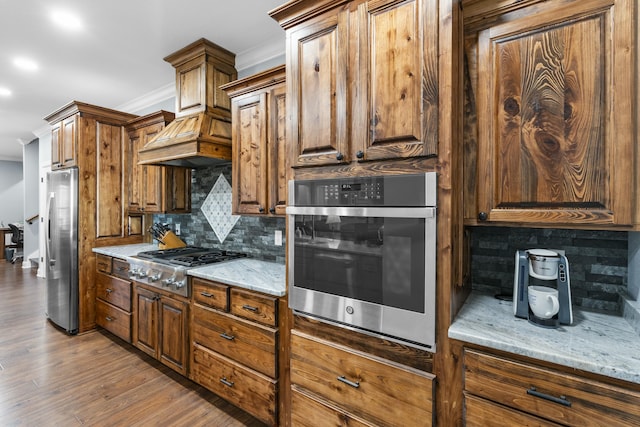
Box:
45;167;79;334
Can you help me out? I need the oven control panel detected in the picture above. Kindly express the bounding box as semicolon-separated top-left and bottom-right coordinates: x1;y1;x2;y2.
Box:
292;173;436;207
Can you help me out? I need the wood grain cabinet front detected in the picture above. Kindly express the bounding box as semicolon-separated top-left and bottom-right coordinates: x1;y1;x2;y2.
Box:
463;0;638;228
221;65;287;216
95;258;132;343
463;349;640;426
270;0;438;168
290;330;435;427
132;283;189;376
189;278;281;426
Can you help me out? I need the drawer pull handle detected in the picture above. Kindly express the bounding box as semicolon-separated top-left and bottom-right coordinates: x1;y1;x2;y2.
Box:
337;376;360;389
106;288;113;294
200;292;213;298
220;377;234;387
242;304;258;312
220;332;235;341
116;266;127;271
527;387;572;407
105;316;114;322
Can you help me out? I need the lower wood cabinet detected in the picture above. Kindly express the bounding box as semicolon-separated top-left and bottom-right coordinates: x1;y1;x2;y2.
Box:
189;277;280;426
463;348;640;426
133;283;189;376
290;330;435;427
95;255;132;343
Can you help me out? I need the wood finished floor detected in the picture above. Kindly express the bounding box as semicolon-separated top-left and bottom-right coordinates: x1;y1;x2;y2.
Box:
0;261;265;426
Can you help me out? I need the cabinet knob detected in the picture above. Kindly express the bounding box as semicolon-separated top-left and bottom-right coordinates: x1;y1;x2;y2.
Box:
478;211;488;221
269;207;276;214
336;152;344;161
258;206;265;213
356;150;364;159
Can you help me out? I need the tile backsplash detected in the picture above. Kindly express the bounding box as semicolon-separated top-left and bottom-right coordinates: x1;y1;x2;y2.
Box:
470;226;628;313
154;164;286;264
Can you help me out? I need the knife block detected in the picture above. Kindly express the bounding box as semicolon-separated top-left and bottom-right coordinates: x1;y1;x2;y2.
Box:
159;231;186;249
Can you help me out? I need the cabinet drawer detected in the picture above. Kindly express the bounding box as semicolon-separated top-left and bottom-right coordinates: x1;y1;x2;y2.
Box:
465;393;561;427
96;272;131;311
111;258;130;279
192;278;228;311
464;349;640;426
291;386;375;427
96;299;131;343
230;287;277;326
291;331;434;427
96;254;112;274
191;343;277;426
191;305;277;378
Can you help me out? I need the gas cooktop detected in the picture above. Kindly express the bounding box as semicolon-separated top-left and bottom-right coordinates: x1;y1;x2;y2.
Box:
136;247;247;267
126;247;248;297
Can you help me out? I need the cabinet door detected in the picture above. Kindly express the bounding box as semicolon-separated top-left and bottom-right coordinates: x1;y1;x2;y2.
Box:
352;0;438;161
158;296;188;375
141;123;165;213
133;286;159;358
473;0;635;226
268;84;287;215
127;129;144;212
164;167;191;213
96;122;124;239
288;7;349;167
60;115;77;168
232;93;268;214
51;123;61;167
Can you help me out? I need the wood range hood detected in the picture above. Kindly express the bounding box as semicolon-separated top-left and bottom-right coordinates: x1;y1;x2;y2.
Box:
138;38;238;168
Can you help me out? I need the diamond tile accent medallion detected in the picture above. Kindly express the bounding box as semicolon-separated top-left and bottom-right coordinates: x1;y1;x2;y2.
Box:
201;174;239;243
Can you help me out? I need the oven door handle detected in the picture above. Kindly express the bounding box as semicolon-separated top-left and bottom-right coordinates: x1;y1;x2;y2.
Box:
285;206;435;218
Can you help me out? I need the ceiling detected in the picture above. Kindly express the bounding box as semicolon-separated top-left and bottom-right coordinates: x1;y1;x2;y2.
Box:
0;0;286;161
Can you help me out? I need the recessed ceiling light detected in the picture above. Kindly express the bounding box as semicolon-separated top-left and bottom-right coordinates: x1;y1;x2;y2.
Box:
51;10;83;31
0;87;12;97
13;57;38;72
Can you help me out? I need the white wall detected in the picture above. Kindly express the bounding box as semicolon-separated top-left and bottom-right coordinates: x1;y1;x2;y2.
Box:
0;160;24;226
22;140;39;267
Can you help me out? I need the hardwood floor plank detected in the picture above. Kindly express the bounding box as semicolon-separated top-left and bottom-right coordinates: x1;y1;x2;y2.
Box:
0;262;265;426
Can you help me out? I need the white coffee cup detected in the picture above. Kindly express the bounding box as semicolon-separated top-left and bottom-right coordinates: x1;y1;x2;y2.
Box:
528;285;560;319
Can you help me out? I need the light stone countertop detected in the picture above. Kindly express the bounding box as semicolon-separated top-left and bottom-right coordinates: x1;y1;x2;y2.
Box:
92;243;159;258
449;292;640;385
188;258;286;297
92;244;286;297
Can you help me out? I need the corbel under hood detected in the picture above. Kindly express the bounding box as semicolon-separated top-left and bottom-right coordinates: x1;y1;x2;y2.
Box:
138;38;238;168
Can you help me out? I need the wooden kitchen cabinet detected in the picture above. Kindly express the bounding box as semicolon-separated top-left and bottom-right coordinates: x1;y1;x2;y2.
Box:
221;65;287;215
95;255;132;342
45;101;140;333
133;283;189;376
290;330;435;426
463;0;638;227
189;277;281;426
463;348;640;426
270;0;438;168
125;111;191;215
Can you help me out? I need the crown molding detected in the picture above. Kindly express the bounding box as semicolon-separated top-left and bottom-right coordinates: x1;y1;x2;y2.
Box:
116;82;175;114
235;36;285;73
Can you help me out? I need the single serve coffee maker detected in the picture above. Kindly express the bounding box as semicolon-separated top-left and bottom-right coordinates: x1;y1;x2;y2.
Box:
513;249;573;328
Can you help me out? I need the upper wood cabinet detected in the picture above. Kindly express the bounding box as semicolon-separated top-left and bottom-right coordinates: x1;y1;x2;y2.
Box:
125;111;191;215
51;115;77;169
221;65;287;215
270;0;438;168
463;0;638;228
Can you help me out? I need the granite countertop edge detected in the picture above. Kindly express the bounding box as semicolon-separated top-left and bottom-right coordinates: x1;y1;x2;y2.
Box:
92;244;286;298
449;291;640;385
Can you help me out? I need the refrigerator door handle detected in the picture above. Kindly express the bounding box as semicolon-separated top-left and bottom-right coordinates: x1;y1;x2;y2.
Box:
46;191;55;267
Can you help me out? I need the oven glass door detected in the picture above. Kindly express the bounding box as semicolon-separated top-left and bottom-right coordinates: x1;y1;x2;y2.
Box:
288;207;435;313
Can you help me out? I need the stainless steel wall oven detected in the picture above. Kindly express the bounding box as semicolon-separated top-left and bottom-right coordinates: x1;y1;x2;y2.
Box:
287;173;437;351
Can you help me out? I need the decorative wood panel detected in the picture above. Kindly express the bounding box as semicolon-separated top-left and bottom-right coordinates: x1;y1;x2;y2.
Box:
133;286;159;359
472;0;636;226
159;296;188;375
353;0;438;161
270;84;288;215
288;8;350;167
96;122;123;239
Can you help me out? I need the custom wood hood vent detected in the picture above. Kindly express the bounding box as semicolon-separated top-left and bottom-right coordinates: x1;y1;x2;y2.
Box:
138;38;238;168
